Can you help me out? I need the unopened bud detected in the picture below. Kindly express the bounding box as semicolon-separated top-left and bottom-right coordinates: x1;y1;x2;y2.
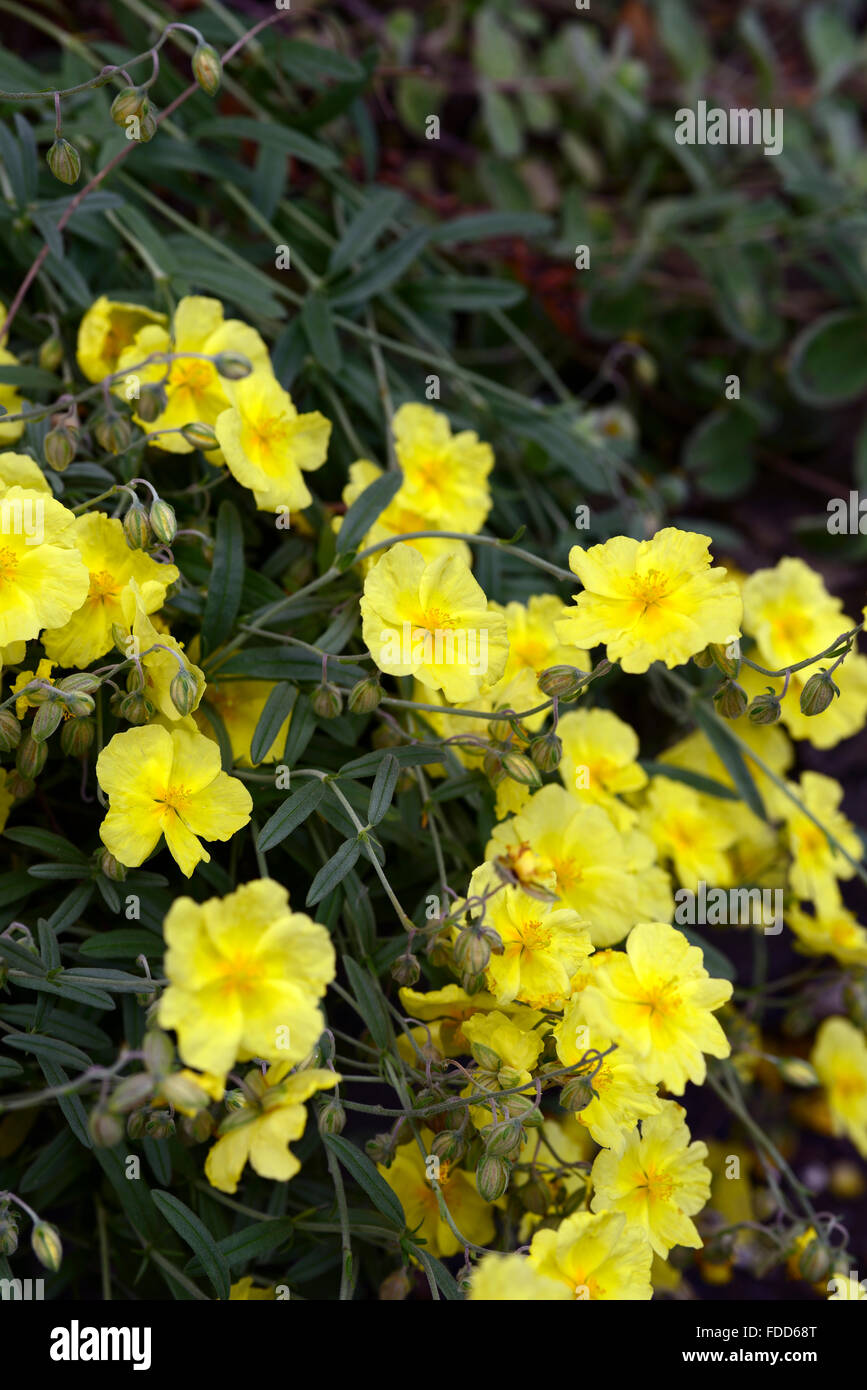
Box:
713;680;747;720
192;43;222;97
149;499;177;544
312;682;343;719
800;670;839;718
31;1222;63;1271
347;675;382;714
46;138;81;185
44;426;76;471
475;1154;511;1202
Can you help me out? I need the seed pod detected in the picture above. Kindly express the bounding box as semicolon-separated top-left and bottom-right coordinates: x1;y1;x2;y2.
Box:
170;667;199;717
31;1223;63;1273
0;709;22;752
192;43;222;96
17;732;47;779
748;688;782;725
476;1154;511;1202
44;426;76;471
180;421;219;450
312;682;343;719
46;138;81;185
123;502;152;550
110;86;149;125
712;680;747;720
537;665;586;699
31;700;63;743
149;499;177;544
800;670;839;717
347;675;382;714
213;351;253;380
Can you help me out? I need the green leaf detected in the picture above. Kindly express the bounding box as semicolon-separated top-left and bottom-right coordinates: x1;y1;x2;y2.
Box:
788;311;867;407
342;954;391;1050
329;189;406;275
324;1133;406;1230
250;683;296;766
336;469;404;555
151;1191;231;1301
692;703;767;821
257;778;326;853
368;753;399;825
329;228;429;307
202;500;244;656
306;837;361;906
282;39;364;85
186;1218;294;1275
302;292;342;375
192;116;339;170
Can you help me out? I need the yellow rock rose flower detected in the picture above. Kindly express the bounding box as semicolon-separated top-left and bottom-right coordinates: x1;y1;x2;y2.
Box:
158;879;336;1074
580;921;732;1093
555;528;742;674
0;489;89;647
361;542;509;703
96;723;252;877
216;373;331;512
811;1017;867;1158
41;512;178;668
528;1210;653;1299
590;1101;712;1257
205;1061;338;1194
76;295;167;383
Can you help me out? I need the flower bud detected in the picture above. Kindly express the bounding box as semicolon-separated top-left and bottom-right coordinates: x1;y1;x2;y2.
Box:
110;87;149;125
501;749;543;788
748;688;782;725
123;502;152;550
39;336;63;373
347;675;382;714
213;351;253;380
32;1222;63;1271
560;1074;595;1111
109;1073;155;1114
89;1106;124;1147
312;682;343;719
537;665;586;699
44;425;76;471
318;1098;346;1135
484;1117;524;1157
391;953;420;987
119;691;154;725
712;680;747;720
170;667;199;717
180;421;219;450
17;732;47;779
46;138;81;185
529;732;562;772
149;499;177;544
137;384;167;423
0;709;22;752
192;43;222;96
476;1154;511;1202
97;847;127;881
800;670;839;718
31;699;64;743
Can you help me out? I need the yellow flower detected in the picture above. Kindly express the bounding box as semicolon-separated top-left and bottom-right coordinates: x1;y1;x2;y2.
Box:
361;542;509;703
555;528;742;674
468;1252;570;1301
639;775;737;887
590;1101;712;1257
486;784;673;947
216;373;331;512
788;902;867;969
205;1062;338;1194
811;1017;867;1158
783;772;860;914
741;558;867;749
229;1277;277;1300
580;922;732;1093
0;489;89;647
557;707;647;830
392;403;494;534
528;1210;653;1299
96;723;252;877
76;295;167;383
41;512;178;668
0;451;51;494
463;863;593;1009
13;658;55;717
116;295;272;451
336;459;472;570
0;348;25;444
553;1007;661;1148
195;677;292;766
158;879;335;1074
378;1131;497;1258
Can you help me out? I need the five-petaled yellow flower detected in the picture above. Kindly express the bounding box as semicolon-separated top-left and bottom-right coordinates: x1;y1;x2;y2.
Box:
96;724;252;877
